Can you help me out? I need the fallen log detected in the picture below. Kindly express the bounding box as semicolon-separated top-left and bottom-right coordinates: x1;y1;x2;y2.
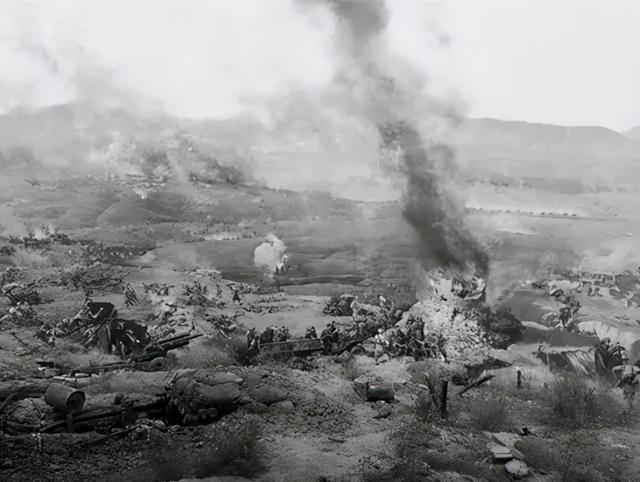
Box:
0;380;49;402
458;374;495;397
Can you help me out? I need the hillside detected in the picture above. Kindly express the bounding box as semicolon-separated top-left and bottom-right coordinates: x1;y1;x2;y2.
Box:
456;118;640;163
624;125;640;141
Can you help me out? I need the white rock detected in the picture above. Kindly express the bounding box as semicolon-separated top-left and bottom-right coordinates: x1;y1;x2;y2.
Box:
505;460;530;479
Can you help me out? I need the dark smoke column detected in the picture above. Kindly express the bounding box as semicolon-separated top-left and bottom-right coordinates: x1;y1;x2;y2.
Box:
301;0;488;275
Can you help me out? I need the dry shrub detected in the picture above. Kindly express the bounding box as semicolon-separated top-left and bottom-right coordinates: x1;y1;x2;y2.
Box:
547;375;623;428
341;356;364;381
126;420;265;481
469;397;510;431
407;359;466;386
352;455;397;482
516;433;626;481
414;392;438;422
388;422;505;482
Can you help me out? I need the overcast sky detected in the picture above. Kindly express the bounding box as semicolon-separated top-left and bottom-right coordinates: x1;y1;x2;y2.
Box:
0;0;638;131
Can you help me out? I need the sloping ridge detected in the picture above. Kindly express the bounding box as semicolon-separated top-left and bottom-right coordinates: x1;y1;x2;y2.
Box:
457;118;640;160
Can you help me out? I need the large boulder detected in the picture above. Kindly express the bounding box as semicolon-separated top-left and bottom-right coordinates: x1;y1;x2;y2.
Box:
505;460;530;479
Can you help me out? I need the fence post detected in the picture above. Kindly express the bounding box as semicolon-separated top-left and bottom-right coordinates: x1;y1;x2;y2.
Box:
440;378;448;418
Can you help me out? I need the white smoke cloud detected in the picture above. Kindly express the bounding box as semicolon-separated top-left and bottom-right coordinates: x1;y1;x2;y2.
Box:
0;2;336;117
0;2;455;201
254;233;287;279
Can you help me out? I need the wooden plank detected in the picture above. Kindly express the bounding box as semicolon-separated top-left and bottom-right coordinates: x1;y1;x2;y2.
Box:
260;338;323;354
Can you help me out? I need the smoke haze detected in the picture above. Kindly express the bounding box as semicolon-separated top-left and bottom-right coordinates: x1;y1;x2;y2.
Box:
300;0;487;273
0;0;486;273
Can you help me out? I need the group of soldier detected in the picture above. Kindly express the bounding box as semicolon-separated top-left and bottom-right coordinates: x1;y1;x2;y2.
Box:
592;336;640;411
243;308;445;363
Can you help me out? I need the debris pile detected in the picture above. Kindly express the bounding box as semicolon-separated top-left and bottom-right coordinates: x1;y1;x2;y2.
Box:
323;294;355;316
1;302;38;325
182;280;223;307
58;262;127;294
1;282;41;305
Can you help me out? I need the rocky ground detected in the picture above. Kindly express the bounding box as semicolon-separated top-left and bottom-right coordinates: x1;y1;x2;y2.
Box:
1;258;639;482
1;178;639;482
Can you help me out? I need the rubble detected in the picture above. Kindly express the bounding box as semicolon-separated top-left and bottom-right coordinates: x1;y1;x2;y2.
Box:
182;280;223;307
1;302;38;325
1;282;41;305
58;262;128;294
322;294;355;316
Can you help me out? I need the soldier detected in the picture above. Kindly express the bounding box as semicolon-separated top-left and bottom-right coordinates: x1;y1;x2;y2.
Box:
232;288;241;304
373;328;386;364
394;329;408;356
305;326;318;339
320;322;338;352
246;329;260;361
246;327;257;349
609;341;627;366
413;317;425;341
260;325;275;344
613;357;640;410
595;337;612;375
273;326;286;342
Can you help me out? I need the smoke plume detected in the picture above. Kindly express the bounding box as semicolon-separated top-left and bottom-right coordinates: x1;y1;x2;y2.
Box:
304;0;488;274
254;233;288;279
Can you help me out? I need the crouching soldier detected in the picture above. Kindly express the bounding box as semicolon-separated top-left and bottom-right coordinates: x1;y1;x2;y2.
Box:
305;326;318;339
613;357;640;411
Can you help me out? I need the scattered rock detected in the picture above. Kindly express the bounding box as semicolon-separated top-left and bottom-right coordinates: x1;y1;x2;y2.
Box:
270;400;295;413
505;460;530;479
374;401;392;418
489;444;513;463
240;401;269;414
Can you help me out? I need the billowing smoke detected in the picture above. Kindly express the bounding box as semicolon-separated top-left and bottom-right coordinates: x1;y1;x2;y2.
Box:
302;0;488;274
254;233;287;279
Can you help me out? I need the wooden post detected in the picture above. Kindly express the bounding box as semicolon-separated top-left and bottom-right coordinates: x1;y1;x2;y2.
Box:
517;369;522;389
440;379;448;418
65;413;75;433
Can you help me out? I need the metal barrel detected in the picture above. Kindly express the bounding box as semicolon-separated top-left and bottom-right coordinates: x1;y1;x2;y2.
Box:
44;383;86;413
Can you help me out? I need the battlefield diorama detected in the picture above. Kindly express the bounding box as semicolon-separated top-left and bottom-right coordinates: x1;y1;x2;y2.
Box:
1;1;640;481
